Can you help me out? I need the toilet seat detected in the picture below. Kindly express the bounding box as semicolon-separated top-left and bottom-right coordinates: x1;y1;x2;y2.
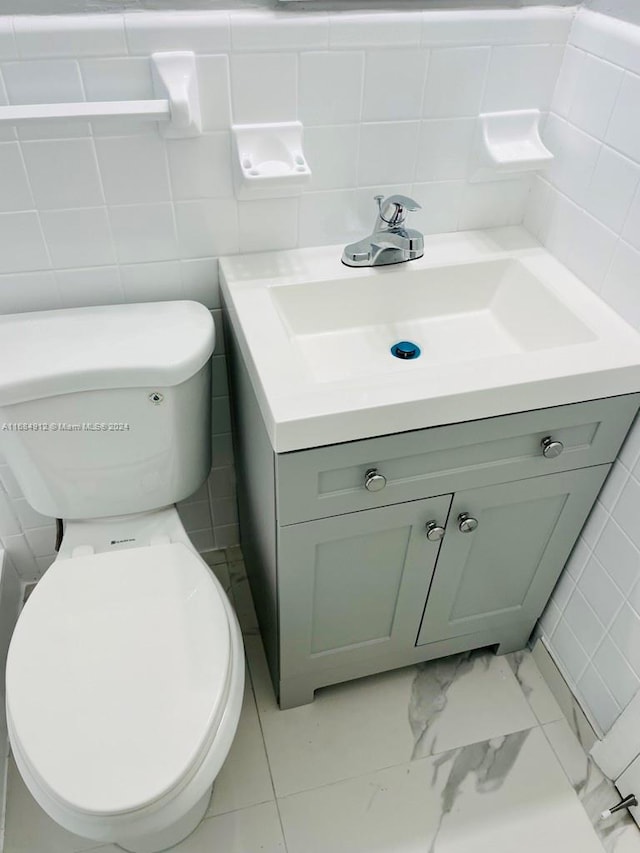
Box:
6;542;232;819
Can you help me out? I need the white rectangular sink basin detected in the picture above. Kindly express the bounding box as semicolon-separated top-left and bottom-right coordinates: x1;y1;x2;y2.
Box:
269;258;595;383
220;228;640;452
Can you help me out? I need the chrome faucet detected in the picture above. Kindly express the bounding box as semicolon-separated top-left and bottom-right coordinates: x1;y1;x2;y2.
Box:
342;194;424;267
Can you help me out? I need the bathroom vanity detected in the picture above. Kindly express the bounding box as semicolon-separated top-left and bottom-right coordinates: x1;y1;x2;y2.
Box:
220;228;640;709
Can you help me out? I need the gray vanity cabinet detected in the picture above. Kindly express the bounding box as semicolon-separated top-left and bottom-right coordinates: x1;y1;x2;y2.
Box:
416;466;609;646
229;335;639;708
275;466;608;706
278;495;452;680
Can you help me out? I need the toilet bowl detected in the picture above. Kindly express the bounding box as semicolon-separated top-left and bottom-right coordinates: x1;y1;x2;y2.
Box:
6;509;244;853
0;302;245;851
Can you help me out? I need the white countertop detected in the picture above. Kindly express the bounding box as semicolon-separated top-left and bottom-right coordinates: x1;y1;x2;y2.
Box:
220;227;640;452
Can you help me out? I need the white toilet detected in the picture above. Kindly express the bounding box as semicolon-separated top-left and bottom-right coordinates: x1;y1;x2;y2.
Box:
0;301;244;853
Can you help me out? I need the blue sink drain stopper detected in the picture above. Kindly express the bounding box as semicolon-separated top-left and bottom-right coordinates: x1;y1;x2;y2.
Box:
391;340;421;360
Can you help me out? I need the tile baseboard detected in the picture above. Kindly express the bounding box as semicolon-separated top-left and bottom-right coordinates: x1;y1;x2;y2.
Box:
532;637;599;754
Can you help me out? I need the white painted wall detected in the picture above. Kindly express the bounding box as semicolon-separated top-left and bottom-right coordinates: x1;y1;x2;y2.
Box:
0;7;572;582
527;9;640;736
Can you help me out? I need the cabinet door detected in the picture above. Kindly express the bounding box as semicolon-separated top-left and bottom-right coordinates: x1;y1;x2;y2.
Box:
417;466;609;646
279;494;452;678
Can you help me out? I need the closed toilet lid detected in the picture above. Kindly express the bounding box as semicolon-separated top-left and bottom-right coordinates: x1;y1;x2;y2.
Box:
6;542;232;817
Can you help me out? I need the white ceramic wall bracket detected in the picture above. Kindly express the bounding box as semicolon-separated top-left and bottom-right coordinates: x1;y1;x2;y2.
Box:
232;122;312;199
0;51;201;138
151;51;202;138
470;109;553;183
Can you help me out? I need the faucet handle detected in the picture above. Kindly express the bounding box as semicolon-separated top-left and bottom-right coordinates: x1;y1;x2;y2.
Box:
375;194;422;227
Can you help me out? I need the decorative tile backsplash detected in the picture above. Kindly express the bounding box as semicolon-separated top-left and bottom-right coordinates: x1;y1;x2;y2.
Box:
0;6;573;580
526;9;640;735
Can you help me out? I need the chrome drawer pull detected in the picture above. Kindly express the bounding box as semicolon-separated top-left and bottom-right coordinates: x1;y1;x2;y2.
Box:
541;436;564;459
364;468;387;492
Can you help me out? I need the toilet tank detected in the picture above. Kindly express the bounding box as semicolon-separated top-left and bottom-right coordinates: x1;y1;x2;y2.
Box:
0;302;215;520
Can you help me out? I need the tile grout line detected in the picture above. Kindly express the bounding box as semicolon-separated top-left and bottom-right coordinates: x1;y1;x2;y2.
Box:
273;722;550;818
223;547;289;845
241;621;290;851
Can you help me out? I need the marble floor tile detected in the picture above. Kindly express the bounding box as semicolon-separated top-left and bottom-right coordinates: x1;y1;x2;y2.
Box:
246;636;537;797
225;545;244;564
507;649;565;724
228;560;259;636
544;719;640;853
94;802;287;853
202;549;228;567
278;726;604;853
246;635;416;797
544;718;606;798
151;803;286;853
409;649;537;759
207;673;275;817
208;559;232;595
3;758;100;853
227;558;245;581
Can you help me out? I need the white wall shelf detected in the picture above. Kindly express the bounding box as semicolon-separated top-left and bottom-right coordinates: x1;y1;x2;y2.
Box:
0;51;202;138
471;109;553;183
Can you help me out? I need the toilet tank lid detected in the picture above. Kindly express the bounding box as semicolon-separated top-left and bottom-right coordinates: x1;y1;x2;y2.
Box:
0;301;215;407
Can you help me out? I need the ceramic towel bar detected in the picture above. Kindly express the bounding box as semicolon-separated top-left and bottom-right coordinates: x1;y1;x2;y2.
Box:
0;51;202;138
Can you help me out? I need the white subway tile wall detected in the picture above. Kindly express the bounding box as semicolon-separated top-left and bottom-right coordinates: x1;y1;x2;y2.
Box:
526;9;640;735
0;7;571;581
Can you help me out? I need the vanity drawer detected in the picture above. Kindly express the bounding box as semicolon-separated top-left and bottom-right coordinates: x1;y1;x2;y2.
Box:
276;395;640;525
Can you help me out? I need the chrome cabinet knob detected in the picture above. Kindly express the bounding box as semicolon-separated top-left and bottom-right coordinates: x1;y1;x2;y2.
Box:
364;468;387;492
458;513;478;533
425;521;446;541
541;436;564;459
